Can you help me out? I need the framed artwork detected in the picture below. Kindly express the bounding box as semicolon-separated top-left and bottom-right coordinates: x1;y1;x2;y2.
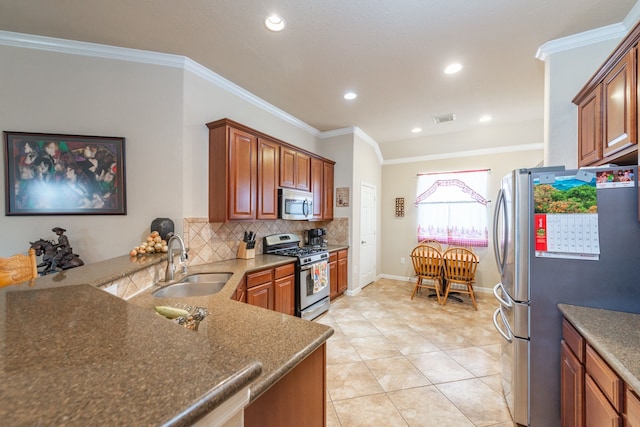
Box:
336;187;349;207
4;131;126;215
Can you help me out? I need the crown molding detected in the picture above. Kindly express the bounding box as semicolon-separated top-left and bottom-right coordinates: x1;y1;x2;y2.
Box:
319;126;384;164
0;30;321;137
535;23;628;61
383;143;543;165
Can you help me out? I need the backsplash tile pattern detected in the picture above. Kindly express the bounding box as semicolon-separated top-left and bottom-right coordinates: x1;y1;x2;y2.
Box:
97;218;349;300
184;217;350;265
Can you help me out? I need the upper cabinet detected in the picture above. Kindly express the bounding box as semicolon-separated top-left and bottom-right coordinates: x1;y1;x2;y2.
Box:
574;23;640;167
280;146;311;191
206;118;335;222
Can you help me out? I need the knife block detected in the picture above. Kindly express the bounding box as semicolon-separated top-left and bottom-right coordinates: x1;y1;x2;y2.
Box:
237;241;255;259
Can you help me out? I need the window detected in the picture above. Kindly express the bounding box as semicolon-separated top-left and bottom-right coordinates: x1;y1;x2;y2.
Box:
415;169;489;247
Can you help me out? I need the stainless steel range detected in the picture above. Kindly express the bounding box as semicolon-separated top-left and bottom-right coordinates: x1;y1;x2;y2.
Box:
263;233;330;320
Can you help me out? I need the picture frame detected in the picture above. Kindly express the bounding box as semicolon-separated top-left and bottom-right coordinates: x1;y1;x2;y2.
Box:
4;131;127;215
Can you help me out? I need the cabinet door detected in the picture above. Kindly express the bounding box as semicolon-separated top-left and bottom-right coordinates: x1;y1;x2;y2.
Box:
602;48;637;158
257;138;279;220
337;250;348;294
561;340;585;427
585;374;621;427
626;387;640;427
329;252;338;299
274;274;295;315
234;276;247;303
228;127;257;220
310;157;323;220
280;147;297;189
295;152;311;191
578;86;603;167
247;282;274;310
323;162;334;220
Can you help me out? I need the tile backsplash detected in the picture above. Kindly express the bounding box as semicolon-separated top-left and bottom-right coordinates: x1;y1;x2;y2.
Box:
183;217;349;265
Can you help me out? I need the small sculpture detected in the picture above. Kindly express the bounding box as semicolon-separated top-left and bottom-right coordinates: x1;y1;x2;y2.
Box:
30;227;84;275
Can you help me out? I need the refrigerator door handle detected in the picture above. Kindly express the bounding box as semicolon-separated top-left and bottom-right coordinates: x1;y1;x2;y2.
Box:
493;282;512;308
492;188;507;275
493;307;512;342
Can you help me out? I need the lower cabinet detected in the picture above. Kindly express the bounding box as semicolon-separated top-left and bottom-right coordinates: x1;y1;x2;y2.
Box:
274;264;295;316
561;317;640;427
245;343;326;427
329;249;348;300
244;263;295;316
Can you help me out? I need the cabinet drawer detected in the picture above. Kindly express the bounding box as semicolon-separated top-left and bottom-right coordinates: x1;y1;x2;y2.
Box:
329;252;337;263
338;249;348;260
586;344;623;412
626;387;640;427
274;263;295;280
247;269;273;288
563;319;585;363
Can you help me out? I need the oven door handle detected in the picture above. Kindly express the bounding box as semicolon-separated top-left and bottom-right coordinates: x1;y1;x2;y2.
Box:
300;264;313;271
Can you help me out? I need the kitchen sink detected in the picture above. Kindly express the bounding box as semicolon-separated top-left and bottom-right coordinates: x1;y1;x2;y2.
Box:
152;272;233;298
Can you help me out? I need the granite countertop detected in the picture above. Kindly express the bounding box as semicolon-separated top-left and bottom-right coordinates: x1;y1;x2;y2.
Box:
558;304;640;393
0;253;334;426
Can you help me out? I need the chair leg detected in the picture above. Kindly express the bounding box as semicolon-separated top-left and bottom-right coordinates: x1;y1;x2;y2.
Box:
468;283;478;310
434;278;442;305
410;278;421;299
441;280;449;305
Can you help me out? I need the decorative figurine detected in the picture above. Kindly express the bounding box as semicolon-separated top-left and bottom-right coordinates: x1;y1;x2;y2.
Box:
30;227;84;275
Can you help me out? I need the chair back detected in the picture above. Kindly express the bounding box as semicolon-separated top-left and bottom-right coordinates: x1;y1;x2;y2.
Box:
411;245;443;279
443;247;477;282
418;239;442;252
0;248;38;287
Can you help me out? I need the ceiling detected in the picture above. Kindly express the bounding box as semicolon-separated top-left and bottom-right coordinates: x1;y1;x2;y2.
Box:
0;0;637;152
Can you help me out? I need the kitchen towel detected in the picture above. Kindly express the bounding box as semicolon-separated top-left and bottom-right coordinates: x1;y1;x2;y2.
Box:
312;261;328;294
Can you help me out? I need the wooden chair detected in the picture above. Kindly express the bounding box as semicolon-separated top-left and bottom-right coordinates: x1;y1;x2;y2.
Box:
418;239;442;252
0;248;38;287
410;245;444;304
442;247;478;310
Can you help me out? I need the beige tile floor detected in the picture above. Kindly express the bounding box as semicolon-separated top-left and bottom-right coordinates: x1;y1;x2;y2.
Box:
316;278;516;427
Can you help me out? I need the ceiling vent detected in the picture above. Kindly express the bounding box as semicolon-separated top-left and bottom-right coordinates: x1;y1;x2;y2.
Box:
432;113;456;124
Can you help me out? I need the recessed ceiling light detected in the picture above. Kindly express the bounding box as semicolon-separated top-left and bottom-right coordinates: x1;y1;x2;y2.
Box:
344;92;357;100
411;127;422;133
479;114;493;123
444;63;463;74
265;14;286;32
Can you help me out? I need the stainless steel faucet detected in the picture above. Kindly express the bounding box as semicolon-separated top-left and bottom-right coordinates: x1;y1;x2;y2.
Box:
165;235;188;281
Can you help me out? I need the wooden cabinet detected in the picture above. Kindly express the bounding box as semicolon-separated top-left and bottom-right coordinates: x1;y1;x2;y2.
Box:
274;263;295;316
574;26;639;167
243;263;295;315
310;158;335;220
207;118;334;222
208;124;257;221
280;146;310;191
561;340;584;427
245;343;326;427
257;138;279;220
329;249;348;300
328;251;338;299
233;276;247;303
577;86;602;167
337;249;348;294
602;48;637;159
561;317;635;427
246;268;274;310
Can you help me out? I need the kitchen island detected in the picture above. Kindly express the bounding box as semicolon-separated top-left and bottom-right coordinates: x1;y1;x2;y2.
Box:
0;253;333;426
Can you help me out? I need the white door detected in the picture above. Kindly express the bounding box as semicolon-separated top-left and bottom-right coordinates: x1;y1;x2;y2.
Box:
359;183;376;287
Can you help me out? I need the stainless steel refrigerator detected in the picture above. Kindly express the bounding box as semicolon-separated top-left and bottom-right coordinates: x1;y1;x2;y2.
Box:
492;166;640;427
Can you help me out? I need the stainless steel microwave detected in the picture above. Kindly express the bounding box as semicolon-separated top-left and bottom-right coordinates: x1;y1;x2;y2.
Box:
279;188;313;220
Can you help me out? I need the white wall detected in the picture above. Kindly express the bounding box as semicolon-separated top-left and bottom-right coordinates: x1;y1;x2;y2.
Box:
0;41;324;262
544;39;622;168
0;45;184;261
381;148;543;291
